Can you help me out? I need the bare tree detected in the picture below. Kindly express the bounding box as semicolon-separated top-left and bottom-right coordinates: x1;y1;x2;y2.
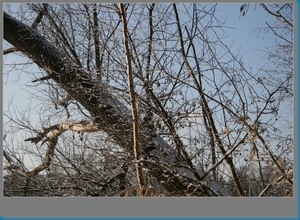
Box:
3;3;293;197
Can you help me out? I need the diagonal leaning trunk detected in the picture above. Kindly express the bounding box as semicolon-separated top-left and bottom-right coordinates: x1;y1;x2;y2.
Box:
4;12;229;196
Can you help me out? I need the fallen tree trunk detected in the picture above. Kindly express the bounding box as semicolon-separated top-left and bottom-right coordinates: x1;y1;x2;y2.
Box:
4;12;229;196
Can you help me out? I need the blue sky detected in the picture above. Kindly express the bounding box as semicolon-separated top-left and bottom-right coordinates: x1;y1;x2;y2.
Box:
213;4;279;70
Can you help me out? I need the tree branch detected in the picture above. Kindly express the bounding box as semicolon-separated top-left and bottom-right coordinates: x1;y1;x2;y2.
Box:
119;3;145;193
4;11;229;196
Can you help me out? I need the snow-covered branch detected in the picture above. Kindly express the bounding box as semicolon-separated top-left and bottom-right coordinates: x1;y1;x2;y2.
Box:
5;120;99;178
